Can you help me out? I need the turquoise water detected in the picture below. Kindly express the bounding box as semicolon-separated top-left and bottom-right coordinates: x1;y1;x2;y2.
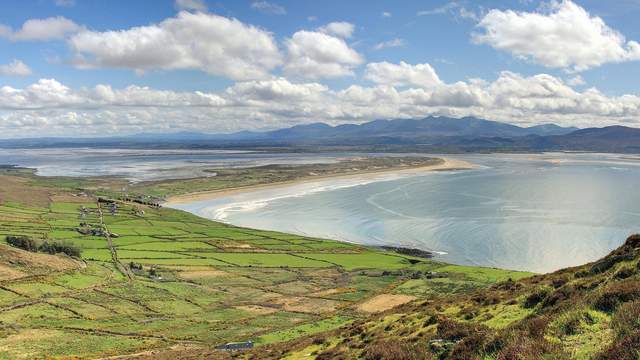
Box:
173;153;640;272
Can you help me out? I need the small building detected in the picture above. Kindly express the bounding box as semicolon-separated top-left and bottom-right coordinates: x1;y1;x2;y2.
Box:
215;341;254;351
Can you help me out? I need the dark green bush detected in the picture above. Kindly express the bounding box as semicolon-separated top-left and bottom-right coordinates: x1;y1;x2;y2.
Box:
5;235;80;257
6;235;39;252
38;241;81;257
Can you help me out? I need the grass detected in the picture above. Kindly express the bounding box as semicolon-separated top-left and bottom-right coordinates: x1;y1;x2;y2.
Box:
256;316;353;344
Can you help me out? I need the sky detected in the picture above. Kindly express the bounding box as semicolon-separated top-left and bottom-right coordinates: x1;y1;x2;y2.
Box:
1;0;640;138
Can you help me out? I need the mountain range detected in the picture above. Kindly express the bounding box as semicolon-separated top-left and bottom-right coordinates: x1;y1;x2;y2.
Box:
2;116;640;153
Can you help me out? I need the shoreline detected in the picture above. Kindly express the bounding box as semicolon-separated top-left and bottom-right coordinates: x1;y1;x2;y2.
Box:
164;157;476;205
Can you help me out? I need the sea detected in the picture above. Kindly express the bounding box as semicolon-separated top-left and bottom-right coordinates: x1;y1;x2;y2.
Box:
2;148;639;272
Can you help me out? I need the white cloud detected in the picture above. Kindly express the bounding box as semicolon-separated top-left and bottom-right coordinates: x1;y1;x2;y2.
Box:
0;60;32;76
68;11;282;80
373;38;406;51
365;61;442;88
567;75;586;86
418;2;461;16
317;22;355;39
418;2;478;20
226;78;327;102
382;12;392;18
2;70;640;137
251;1;286;15
0;16;81;41
175;0;207;12
473;0;640;71
284;30;364;79
54;0;76;7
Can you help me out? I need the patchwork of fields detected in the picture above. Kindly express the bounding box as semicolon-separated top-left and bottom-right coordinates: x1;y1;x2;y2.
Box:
0;173;530;359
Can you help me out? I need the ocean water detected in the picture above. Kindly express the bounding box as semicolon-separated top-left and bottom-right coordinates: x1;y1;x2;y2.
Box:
172;153;640;273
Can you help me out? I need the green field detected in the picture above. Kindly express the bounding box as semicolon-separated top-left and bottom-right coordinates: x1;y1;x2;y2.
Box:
0;169;532;359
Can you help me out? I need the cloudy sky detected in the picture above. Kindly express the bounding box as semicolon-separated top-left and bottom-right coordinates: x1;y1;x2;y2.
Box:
1;0;640;138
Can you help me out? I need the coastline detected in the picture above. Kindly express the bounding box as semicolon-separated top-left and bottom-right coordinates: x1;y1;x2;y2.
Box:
164;157;476;205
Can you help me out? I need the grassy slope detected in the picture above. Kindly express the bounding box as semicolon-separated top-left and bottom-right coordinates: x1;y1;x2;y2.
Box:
0;170;528;359
259;236;640;360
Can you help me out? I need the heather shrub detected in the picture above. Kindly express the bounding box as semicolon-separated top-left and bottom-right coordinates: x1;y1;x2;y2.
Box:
611;301;640;339
362;339;431;360
593;280;640;312
594;330;640;360
523;286;551;308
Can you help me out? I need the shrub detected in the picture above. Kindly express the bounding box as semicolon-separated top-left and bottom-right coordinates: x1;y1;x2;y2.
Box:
550;310;594;337
6;235;40;252
362;339;431;360
5;236;80;257
611;301;640;339
593;280;640;312
523;286;551;308
541;284;578;308
496;336;566;360
437;318;486;342
594;330;640;360
614;266;635;280
38;241;81;257
449;332;488;359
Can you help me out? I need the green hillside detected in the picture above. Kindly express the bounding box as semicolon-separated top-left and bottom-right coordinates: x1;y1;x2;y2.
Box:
0;171;528;359
256;235;640;360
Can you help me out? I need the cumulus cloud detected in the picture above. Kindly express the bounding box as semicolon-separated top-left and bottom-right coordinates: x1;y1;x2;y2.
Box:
3;70;640;137
68;11;282;80
284;30;364;79
365;61;442;88
473;0;640;71
382;12;392;18
317;22;355;38
0;16;81;41
373;38;406;51
175;0;207;12
0;60;32;76
251;1;286;15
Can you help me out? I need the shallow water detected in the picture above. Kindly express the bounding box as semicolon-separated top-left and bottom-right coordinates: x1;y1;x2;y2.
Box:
0;148;345;182
171;153;640;272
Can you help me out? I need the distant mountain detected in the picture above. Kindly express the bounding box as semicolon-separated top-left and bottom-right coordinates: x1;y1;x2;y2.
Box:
2;116;639;153
250;116;578;142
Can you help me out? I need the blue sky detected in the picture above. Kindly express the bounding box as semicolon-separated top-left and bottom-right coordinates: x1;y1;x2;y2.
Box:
1;0;640;137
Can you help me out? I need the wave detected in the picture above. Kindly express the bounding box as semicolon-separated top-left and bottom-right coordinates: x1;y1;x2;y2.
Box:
203;171;445;221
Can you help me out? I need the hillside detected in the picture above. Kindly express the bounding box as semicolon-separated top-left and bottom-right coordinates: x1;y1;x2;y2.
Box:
0;168;528;359
246;235;640;360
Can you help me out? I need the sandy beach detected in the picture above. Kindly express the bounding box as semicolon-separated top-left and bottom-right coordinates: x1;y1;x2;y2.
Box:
164;157;476;205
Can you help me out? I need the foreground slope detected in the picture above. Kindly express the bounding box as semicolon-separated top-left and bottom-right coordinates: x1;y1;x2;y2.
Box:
258;235;640;360
0;169;527;359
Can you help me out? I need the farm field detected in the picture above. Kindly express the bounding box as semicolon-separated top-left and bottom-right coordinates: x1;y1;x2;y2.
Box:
0;169;531;359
